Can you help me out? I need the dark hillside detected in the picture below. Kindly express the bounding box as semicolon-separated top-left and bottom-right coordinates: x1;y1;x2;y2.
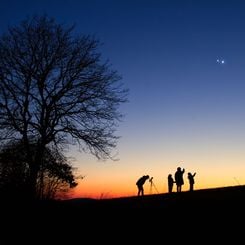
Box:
2;185;245;244
61;184;245;210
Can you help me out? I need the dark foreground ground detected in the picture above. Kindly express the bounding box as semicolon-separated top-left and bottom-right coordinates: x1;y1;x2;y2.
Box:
2;185;245;243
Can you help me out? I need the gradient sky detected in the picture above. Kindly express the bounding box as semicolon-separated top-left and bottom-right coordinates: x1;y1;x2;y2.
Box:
2;0;245;199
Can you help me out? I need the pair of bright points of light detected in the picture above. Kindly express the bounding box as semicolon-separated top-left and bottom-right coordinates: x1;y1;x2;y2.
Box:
216;59;225;64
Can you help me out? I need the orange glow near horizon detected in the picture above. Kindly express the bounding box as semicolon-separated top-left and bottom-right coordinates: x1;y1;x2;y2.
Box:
67;155;245;200
66;115;245;200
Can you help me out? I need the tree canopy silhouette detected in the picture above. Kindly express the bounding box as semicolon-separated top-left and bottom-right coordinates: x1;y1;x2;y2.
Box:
0;15;128;199
0;141;78;200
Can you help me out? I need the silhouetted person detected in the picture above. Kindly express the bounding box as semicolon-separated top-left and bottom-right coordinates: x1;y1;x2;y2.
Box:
168;174;175;193
174;167;185;192
136;175;150;196
188;172;196;191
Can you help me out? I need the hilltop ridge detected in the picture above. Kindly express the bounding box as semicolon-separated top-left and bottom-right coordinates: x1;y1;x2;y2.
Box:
60;184;245;210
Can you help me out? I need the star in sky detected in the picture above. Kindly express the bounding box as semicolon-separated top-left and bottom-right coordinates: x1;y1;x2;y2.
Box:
216;59;225;64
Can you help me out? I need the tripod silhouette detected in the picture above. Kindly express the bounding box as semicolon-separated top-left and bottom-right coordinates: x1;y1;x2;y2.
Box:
149;177;159;194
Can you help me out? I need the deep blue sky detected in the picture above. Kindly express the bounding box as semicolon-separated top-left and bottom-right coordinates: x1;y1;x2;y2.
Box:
2;0;245;197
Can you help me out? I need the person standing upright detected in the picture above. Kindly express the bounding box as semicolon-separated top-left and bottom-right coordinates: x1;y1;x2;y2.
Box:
167;174;175;193
187;172;196;191
174;167;185;192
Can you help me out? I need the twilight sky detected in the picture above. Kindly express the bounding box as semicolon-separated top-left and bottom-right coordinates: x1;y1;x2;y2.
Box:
1;0;245;198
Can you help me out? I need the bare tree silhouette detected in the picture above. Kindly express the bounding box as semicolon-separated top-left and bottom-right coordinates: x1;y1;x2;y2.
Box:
0;15;128;199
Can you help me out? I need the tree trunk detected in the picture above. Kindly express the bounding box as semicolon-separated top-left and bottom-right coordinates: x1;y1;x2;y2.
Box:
28;144;45;200
28;163;39;200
